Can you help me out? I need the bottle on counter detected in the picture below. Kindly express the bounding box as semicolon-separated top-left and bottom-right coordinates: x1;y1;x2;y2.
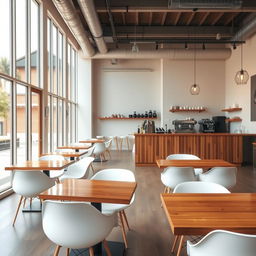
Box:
149;110;153;118
153;110;157;118
145;111;148;118
133;111;137;118
137;125;140;133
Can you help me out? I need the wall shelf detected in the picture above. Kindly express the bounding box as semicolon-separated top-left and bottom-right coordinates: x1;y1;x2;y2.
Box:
222;107;242;112
169;109;206;113
226;118;242;123
98;117;158;120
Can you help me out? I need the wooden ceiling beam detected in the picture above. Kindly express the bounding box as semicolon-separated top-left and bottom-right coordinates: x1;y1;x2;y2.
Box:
224;13;238;25
149;12;153;25
211;13;224;25
136;12;139;25
199;12;209;25
174;12;181;25
122;13;126;25
161;12;167;25
186;12;195;25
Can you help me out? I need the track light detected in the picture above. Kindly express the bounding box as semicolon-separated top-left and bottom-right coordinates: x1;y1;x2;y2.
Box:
185;42;188;50
233;43;237;50
155;43;159;50
202;43;206;50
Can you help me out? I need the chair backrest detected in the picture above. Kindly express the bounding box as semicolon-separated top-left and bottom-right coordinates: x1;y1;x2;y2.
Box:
83;145;96;157
161;167;196;190
104;139;113;149
187;230;256;256
42;201;115;249
198;167;237;189
173;181;230;193
12;171;55;197
91;168;135;182
93;142;106;155
61;157;94;180
166;154;200;160
39;155;65;161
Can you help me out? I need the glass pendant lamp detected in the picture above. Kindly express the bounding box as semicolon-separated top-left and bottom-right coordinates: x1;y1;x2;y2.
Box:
235;43;249;85
190;47;200;95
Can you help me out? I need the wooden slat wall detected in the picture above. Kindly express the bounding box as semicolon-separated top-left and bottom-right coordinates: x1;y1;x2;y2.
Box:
134;134;253;166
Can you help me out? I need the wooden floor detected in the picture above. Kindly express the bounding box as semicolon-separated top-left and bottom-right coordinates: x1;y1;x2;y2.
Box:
1;151;256;256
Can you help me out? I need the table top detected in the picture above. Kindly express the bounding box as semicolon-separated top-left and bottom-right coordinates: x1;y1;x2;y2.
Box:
41;151;87;158
39;179;137;204
79;139;105;143
5;160;74;171
57;145;90;150
156;159;236;169
161;193;256;236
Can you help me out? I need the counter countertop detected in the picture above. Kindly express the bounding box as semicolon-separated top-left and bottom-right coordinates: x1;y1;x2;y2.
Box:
134;133;256;136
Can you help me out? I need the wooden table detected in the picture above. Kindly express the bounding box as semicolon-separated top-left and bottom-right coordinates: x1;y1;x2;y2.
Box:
39;179;137;256
161;193;256;256
41;151;87;160
79;139;105;144
57;145;90;152
156;159;236;169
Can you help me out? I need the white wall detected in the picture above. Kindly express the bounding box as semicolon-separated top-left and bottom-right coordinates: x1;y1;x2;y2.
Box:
77;57;92;139
162;59;226;131
225;34;256;133
92;59;161;144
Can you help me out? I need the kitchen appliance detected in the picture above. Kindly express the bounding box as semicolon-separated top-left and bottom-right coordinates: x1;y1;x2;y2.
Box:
172;119;197;133
198;119;215;133
212;116;230;133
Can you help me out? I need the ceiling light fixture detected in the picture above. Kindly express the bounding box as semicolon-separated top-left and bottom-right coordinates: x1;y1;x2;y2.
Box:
185;42;188;50
233;43;237;50
235;43;249;85
132;24;139;53
190;46;200;95
202;43;206;50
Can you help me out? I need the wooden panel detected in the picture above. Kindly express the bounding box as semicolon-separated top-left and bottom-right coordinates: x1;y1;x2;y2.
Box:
39;179;137;204
161;193;256;235
135;133;250;166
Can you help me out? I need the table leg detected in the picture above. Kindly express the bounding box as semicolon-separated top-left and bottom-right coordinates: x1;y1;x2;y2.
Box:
176;235;184;256
91;202;102;255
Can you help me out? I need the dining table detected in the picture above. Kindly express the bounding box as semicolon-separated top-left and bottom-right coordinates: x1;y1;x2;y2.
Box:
57;145;91;152
39;178;137;256
161;193;256;256
5;159;74;212
79;139;105;144
156;159;236;169
41;151;87;160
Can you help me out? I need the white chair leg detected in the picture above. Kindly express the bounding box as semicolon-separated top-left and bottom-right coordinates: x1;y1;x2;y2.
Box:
121;210;131;230
89;247;94;256
53;245;61;256
118;212;128;248
126;137;130;150
103;240;112;256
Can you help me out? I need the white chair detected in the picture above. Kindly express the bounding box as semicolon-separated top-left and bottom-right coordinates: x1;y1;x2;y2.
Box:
104;139;113;159
187;230;256;256
119;136;130;151
83;145;96;157
161;167;197;193
12;171;55;226
60;157;95;181
42;201;116;256
90;169;135;248
93;142;106;163
199;167;237;189
39;155;66;178
173;181;230;193
106;136;119;151
171;181;230;255
166;154;203;176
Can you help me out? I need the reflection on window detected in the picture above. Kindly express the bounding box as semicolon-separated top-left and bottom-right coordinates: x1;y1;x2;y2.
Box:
52;25;58;94
17;84;27;162
0;0;11;76
58;32;63;97
48;95;52;152
31;92;40;159
16;0;27;82
0;78;11;192
30;0;40;86
58;100;63;146
52;97;57;150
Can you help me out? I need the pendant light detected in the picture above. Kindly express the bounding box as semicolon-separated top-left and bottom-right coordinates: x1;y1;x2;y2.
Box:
190;46;200;95
235;43;249;85
132;24;139;53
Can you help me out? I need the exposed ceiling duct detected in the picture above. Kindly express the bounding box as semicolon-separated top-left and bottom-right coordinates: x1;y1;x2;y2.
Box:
168;0;242;9
232;14;256;41
52;0;95;57
89;48;231;60
77;0;108;54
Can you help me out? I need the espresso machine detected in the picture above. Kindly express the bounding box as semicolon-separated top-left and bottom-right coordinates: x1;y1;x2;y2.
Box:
198;119;215;133
172;119;197;133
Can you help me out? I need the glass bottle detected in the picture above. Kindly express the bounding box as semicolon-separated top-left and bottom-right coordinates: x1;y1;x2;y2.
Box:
149;110;153;118
145;111;148;118
133;111;137;118
153;110;157;118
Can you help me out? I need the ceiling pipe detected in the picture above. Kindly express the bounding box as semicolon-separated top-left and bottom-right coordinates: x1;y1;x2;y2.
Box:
77;0;108;54
88;48;231;60
232;14;256;41
52;0;95;57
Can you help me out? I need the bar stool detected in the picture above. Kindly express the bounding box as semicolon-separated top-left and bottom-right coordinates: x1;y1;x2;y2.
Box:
119;135;130;151
106;136;119;151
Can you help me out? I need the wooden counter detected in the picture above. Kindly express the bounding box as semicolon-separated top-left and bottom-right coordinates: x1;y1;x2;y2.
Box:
135;133;256;166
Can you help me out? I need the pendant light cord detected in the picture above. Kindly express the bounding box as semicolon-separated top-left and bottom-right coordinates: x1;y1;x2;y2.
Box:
194;45;196;84
241;43;243;69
